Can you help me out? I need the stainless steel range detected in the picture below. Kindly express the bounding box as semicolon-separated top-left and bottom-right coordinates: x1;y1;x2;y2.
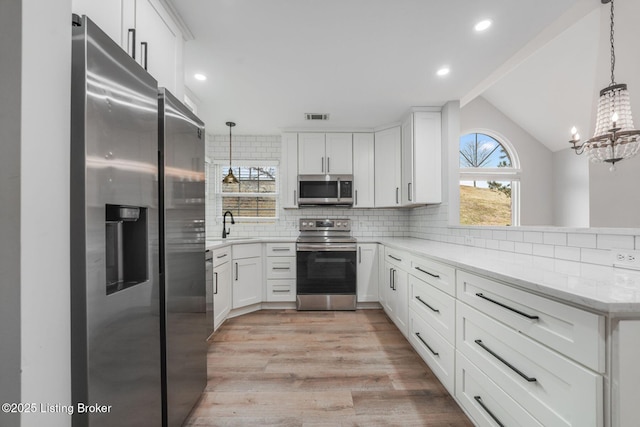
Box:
296;218;357;310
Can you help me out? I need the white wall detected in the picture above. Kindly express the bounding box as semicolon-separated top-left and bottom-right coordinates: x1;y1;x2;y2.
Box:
4;1;72;426
589;0;640;227
0;1;22;426
552;148;589;227
461;96;554;226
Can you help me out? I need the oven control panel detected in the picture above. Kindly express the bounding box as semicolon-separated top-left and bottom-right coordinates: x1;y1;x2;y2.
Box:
299;218;351;231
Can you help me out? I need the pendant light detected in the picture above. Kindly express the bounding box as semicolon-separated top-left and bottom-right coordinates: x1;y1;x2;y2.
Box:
222;121;239;184
569;0;640;171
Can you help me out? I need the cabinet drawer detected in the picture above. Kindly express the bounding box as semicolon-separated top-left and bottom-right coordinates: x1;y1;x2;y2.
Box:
410;256;455;296
266;257;296;279
457;270;605;372
408;308;454;393
266;243;296;257
384;247;411;270
211;246;231;268
456;351;544;427
266;279;296;302
409;275;455;344
232;243;262;259
457;302;603;427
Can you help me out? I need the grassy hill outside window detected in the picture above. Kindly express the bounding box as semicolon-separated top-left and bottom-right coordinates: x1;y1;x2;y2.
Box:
459;132;520;226
213;161;278;220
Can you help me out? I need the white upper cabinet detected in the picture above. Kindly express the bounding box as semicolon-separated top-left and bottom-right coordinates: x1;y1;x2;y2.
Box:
72;0;183;96
374;126;402;207
401;111;442;205
298;133;326;174
281;133;299;208
298;133;352;175
352;133;375;208
324;133;353;174
134;0;180;94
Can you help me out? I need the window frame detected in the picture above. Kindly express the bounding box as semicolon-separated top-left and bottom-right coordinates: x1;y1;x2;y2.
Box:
212;160;279;222
458;130;521;227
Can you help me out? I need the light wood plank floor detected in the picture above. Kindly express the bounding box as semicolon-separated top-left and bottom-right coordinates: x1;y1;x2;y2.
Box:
185;309;473;426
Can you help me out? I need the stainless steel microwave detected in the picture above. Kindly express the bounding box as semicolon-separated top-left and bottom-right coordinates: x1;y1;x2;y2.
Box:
297;175;353;206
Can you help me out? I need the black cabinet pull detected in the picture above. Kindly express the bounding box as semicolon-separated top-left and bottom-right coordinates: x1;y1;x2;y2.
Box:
389;268;393;289
415;332;439;356
415;266;440;278
474;339;537;383
473;396;505;427
392;269;396;290
214;272;218;295
140;41;148;70
388;254;402;262
235;262;238;281
415;296;440;313
475;292;539;320
127;28;136;59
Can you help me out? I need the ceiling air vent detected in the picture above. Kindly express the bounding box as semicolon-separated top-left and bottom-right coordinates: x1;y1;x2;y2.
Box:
305;113;330;121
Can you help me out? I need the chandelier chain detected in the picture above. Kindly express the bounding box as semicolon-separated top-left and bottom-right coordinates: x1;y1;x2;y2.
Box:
610;0;616;85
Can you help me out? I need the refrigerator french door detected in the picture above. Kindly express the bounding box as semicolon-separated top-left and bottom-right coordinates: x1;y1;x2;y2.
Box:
71;15;162;427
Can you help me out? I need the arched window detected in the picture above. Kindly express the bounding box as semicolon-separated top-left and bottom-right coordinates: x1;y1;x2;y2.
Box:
459;132;520;226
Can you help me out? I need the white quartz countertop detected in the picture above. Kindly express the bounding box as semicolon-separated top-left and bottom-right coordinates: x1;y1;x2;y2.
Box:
378;238;640;315
205;236;640;315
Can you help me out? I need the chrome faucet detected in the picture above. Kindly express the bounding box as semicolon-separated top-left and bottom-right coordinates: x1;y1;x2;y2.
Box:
222;210;235;238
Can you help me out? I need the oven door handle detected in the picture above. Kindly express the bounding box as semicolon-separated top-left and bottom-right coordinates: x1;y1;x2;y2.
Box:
296;244;357;252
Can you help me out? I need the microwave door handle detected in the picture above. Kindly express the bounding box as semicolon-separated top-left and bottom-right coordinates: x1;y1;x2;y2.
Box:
337;177;341;201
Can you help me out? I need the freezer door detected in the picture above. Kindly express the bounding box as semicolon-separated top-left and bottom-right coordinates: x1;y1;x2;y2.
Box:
70;16;161;427
159;88;207;427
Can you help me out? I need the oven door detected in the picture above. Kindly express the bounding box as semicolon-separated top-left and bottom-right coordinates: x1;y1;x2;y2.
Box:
296;243;357;294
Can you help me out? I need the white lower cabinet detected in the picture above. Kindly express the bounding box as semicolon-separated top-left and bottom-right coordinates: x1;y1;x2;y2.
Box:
457;301;603;427
265;243;296;302
456;351;544;427
212;248;232;331
383;248;409;336
409;274;455;344
408;308;454;393
357;243;379;302
232;244;263;309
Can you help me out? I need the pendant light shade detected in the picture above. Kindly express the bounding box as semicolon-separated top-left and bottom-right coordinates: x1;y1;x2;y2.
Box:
569;0;640;171
222;121;239;184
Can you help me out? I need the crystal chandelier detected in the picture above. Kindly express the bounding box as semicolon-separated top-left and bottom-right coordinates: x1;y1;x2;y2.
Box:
569;0;640;171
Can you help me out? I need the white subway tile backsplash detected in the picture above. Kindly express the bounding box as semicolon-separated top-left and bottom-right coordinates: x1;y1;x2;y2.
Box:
597;234;634;250
543;232;567;246
567;233;597;248
485;240;500;250
523;231;544;244
492;230;507;241
498;240;515;252
554;246;581;261
514;242;533;255
581;248;612;266
506;231;524;242
532;244;554;258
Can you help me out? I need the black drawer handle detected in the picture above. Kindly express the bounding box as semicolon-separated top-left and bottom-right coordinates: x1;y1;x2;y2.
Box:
475;292;539;320
272;267;291;270
216;253;228;259
415;332;439;356
474;339;537;383
388;254;402;261
474;396;505;427
415;296;439;313
414;266;440;278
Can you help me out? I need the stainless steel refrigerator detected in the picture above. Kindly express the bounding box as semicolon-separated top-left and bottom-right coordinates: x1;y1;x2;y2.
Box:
158;88;207;427
71;15;207;427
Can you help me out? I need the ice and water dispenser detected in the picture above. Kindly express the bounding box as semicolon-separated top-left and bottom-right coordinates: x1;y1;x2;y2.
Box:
105;204;148;295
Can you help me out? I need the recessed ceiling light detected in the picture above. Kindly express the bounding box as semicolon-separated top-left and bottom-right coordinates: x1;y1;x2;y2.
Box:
194;73;207;81
436;67;450;77
475;19;492;32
